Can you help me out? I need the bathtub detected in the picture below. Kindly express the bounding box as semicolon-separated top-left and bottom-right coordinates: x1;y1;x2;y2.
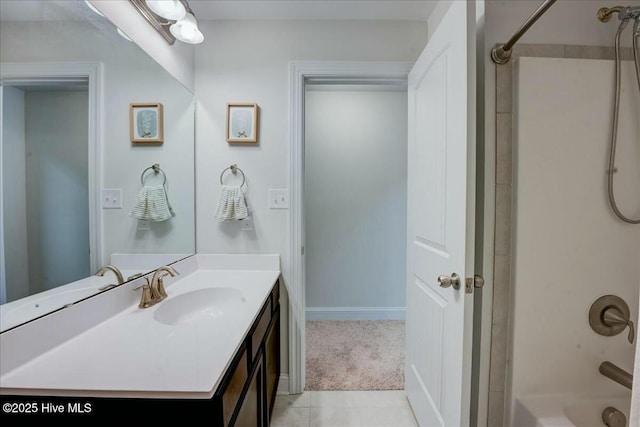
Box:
513;395;631;427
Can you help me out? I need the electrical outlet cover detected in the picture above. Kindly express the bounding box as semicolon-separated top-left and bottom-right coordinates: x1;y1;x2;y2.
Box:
241;208;254;230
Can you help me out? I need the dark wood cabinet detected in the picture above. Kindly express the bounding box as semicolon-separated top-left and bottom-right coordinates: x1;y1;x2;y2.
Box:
234;352;264;427
265;308;280;421
214;277;281;427
0;278;282;424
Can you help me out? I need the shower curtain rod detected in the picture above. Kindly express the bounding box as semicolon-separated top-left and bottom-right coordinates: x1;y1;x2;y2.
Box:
491;0;558;65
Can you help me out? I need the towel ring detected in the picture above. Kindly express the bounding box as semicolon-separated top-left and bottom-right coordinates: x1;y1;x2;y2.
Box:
220;164;246;187
141;163;167;185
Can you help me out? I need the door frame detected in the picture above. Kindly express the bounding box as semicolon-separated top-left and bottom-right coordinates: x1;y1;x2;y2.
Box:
0;61;105;302
287;61;412;394
288;57;492;426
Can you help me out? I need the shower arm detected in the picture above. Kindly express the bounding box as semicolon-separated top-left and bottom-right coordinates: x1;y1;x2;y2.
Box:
598;5;640;23
598;6;626;22
491;0;558;65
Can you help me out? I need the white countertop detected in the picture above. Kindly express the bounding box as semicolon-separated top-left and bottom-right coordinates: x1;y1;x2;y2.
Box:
0;255;280;399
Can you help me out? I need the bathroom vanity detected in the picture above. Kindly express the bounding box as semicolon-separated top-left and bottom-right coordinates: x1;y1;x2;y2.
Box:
0;255;281;425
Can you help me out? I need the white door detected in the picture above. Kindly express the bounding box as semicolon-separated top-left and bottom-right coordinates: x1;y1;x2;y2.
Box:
405;1;476;426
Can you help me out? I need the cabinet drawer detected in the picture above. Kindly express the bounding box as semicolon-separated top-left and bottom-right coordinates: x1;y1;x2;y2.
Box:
221;349;248;427
250;299;272;362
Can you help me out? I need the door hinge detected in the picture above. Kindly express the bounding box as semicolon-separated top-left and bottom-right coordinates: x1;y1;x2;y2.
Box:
465;275;485;294
301;246;305;255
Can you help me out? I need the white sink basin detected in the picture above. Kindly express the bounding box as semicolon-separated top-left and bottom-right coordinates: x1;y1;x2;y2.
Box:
153;288;246;326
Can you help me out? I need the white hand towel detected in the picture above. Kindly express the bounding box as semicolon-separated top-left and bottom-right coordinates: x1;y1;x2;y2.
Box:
215;185;248;221
130;185;175;222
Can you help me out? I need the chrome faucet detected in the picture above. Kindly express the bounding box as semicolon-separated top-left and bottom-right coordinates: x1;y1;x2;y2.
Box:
95;264;125;289
150;265;179;300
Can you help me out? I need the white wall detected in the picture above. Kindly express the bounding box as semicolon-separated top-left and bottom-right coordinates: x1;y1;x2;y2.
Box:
89;0;195;92
24;91;90;294
1;86;29;302
304;88;407;318
195;19;428;374
0;20;195;265
511;57;639;401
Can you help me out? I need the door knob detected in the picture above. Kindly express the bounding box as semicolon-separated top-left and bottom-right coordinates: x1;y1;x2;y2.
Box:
437;273;461;290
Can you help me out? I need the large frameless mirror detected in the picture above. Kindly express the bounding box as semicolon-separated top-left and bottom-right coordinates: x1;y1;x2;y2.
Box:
0;0;196;332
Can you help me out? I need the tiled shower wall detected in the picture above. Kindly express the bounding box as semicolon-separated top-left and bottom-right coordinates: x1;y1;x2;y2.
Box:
486;43;634;427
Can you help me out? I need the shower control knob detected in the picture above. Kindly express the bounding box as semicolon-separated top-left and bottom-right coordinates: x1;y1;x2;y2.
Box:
589;295;635;344
437;273;461;290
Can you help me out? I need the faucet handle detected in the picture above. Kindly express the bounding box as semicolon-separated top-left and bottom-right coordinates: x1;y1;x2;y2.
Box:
156;276;168;299
589;295;635;344
133;278;154;308
603;307;635;344
98;283;118;291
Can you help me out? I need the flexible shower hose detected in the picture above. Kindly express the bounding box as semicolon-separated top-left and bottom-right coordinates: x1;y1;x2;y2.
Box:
607;18;640;224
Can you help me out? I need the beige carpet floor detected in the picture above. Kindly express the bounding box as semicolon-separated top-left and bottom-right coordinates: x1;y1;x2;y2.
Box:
305;320;405;391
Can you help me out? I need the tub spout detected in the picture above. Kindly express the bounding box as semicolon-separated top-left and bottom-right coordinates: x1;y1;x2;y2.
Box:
599;361;633;390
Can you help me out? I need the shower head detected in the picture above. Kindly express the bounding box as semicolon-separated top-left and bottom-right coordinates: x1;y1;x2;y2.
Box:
618;6;640;21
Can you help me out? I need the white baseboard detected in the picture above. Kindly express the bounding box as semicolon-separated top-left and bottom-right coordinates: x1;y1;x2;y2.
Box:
305;307;405;321
276;374;290;395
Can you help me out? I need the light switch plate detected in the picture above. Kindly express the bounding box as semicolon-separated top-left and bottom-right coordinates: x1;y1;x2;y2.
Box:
268;189;289;209
102;188;122;209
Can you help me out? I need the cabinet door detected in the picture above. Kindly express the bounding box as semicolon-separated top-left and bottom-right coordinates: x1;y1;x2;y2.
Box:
233;354;264;427
221;350;249;427
265;308;280;420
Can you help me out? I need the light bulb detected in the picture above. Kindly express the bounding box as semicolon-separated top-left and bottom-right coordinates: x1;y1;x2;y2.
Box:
170;12;204;44
145;0;186;21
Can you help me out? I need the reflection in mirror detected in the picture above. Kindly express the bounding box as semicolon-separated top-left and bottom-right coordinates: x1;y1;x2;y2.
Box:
0;0;195;332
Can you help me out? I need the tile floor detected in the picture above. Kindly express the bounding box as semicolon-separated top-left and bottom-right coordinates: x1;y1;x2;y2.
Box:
271;391;418;427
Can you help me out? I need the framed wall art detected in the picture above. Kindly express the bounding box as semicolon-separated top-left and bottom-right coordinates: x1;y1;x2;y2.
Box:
130;102;164;143
226;103;258;143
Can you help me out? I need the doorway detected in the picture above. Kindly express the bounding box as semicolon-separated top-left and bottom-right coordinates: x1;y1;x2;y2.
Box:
304;82;408;391
2;83;89;301
287;61;413;394
0;62;103;305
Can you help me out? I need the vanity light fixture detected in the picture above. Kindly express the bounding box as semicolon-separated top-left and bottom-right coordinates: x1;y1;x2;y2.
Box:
129;0;203;45
145;0;186;21
169;11;204;44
